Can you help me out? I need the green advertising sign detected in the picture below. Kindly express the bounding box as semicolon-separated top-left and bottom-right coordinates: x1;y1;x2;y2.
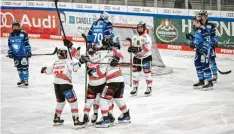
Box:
154;18;234;49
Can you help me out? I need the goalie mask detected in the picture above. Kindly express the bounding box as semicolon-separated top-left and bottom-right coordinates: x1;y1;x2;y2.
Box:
57;48;68;59
137;21;146;35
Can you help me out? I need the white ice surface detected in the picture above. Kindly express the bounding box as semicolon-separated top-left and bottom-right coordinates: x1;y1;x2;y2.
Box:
1;38;234;134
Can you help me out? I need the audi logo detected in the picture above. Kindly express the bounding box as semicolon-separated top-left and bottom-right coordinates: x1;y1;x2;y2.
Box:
163;9;171;13
0;12;15;28
226;13;234;17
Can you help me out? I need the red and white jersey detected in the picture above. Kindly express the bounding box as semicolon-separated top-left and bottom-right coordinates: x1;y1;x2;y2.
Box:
97;48;124;84
45;59;80;85
70;47;81;60
132;33;152;59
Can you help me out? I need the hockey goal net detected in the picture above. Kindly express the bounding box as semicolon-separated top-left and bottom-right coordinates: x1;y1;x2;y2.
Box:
113;24;173;76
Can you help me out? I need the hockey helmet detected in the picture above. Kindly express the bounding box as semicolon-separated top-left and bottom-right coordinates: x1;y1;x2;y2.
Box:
57;48;68;59
100;11;110;20
137;21;146;35
199;10;208;17
87;43;97;55
12;20;20;27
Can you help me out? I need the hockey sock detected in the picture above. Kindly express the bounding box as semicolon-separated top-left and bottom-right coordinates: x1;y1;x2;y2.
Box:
99;98;109;116
133;72;140;88
55;102;66;117
84;99;94;115
69;101;79;117
114;98;128;113
145;73;152;88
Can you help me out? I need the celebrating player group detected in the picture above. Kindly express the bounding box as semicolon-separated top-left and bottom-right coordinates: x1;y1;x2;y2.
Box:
7;9;220;129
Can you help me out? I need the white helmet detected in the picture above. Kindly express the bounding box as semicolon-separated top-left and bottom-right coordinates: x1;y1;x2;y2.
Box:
100;11;109;20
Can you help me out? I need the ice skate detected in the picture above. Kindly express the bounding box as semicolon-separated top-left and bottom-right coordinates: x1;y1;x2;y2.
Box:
91;113;98;124
17;79;24;86
53;113;64;126
118;110;131;123
72;116;83;129
193;79;205;89
108;112;115;126
144;87;152;97
212;74;218;83
95;116;111;128
130;87;138;96
24;80;29;86
80;114;89;128
202;81;213;91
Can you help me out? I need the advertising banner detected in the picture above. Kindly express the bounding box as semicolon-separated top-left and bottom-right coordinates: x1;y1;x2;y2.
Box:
63;11;154;36
154;18;234;49
0;9;60;35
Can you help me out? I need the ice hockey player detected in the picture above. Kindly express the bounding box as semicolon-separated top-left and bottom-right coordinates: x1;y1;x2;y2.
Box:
7;20;31;86
76;43;107;127
127;21;153;96
88;40;131;128
199;10;218;82
189;15;213;90
41;48;83;128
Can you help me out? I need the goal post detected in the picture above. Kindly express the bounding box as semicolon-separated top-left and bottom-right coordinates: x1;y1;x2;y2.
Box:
113;24;173;76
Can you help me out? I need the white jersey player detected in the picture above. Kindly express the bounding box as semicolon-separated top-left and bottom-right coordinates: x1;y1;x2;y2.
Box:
82;41;131;128
41;48;82;128
127;21;153;96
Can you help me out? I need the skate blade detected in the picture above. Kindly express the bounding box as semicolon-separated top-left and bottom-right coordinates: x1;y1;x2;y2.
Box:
144;93;152;97
202;87;214;91
193;86;203;89
53;122;64;126
74;125;85;129
95;124;110;128
130;93;137;97
118;120;131;123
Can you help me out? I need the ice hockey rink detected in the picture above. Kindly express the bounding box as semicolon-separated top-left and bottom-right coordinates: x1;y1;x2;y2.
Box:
1;38;234;134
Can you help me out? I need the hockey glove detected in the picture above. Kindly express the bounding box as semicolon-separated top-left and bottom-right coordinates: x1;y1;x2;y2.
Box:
79;55;90;64
110;56;120;67
27;51;32;58
102;38;114;50
189;42;196;49
128;46;142;53
63;39;73;48
8;50;14;58
41;67;47;74
125;37;132;45
186;33;194;41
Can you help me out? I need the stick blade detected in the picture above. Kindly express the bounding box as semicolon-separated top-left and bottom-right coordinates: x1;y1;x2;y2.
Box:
218;69;231;75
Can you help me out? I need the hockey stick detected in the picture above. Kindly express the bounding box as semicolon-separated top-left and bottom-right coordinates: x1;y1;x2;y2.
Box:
6;47;58;57
54;0;72;59
217;68;231;75
81;33;88;103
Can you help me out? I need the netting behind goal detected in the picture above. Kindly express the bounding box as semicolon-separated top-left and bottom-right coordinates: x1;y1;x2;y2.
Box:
113;24;173;76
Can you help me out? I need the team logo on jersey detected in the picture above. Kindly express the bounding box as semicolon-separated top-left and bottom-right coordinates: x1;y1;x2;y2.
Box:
20;33;24;37
156;19;178;43
12;44;20;52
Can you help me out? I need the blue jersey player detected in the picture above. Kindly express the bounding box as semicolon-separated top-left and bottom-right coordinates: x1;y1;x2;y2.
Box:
189;15;213;90
199;10;218;82
87;11;115;49
8;20;32;86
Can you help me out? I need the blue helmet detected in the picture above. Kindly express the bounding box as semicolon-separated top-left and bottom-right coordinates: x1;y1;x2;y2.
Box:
199;10;208;17
100;11;109;20
12;20;20;27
